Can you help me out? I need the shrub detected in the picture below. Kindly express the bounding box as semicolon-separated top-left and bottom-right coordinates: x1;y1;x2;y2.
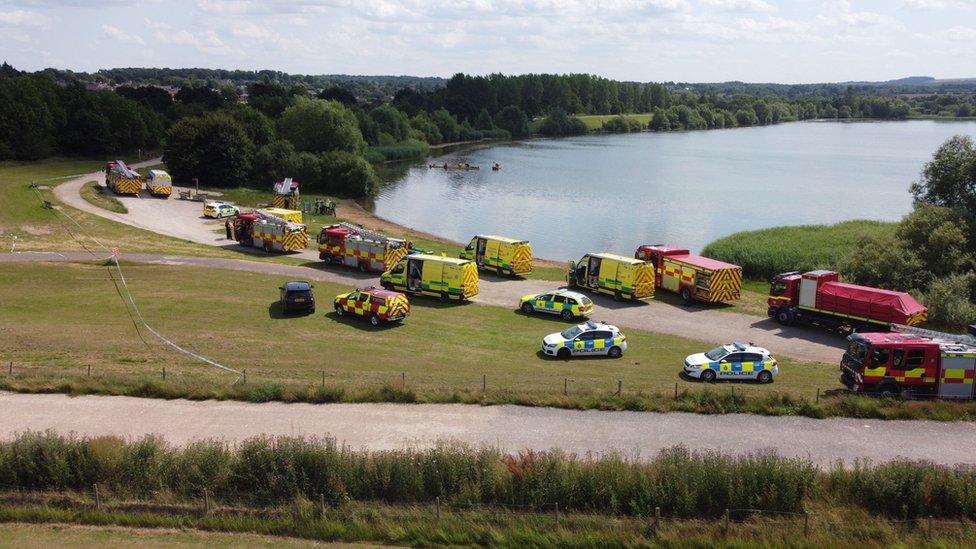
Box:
538;108;588;137
601;116;643;133
924;274;976;328
365;139;430;162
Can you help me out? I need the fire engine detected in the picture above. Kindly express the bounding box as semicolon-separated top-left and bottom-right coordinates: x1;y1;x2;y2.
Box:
635;245;742;303
768;270;927;332
227;209;308;253
105;160;142;195
272;177;300;209
842;325;976;399
318;222;412;273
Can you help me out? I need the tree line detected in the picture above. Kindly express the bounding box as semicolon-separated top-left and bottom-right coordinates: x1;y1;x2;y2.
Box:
4;62;976;198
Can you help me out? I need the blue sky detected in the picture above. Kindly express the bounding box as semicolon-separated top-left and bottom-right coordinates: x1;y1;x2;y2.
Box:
1;0;974;83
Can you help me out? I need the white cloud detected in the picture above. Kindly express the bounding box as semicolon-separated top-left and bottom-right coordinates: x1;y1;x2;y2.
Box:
946;25;976;39
101;23;144;44
700;0;774;13
152;28;237;55
901;0;975;8
0;9;50;28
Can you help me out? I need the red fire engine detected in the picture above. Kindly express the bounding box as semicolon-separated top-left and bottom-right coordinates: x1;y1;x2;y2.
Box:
635;245;742;303
768;270;927;332
842;325;976;399
318;223;412;273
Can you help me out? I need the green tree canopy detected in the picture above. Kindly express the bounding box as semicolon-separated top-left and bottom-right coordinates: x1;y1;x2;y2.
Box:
279;97;365;154
896;203;972;276
493;105;529;138
163;112;254;187
910;135;976;250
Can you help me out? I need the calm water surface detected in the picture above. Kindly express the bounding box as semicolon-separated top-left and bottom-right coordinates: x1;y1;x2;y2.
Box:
373;120;976;259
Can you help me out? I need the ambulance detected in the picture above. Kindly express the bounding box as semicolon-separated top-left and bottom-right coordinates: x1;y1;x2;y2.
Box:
567;253;655;301
380;254;479;301
460;235;532;276
144;169;173;197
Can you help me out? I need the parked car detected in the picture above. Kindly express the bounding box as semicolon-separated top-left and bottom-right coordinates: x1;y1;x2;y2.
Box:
541;320;626;359
204;201;239;219
519;289;594;320
334;286;410;326
279;280;315;314
683;341;778;383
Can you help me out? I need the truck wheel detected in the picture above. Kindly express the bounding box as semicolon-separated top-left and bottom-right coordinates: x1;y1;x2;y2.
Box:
878;380;900;398
700;370;717;383
359;262;368;273
322;253;333;264
614;291;622;301
556;347;571;359
757;371;772;384
439;292;450;302
560;309;574;321
608;346;622;358
496;267;505;277
369;314;380;327
775;309;794;326
521;302;535;314
680;287;692;304
334;304;344;316
263;241;272;253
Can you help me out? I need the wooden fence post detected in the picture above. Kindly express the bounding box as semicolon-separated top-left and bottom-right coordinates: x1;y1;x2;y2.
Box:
319;493;326;517
564;378;568;396
204;489;211;514
816;388;820;403
555;502;559;527
928;515;933;538
87;365;91;377
483;373;486;392
8;361;11;375
674;382;678;399
616;380;622;396
321;371;325;388
93;483;101;510
243;369;247;384
401;372;405;391
804;512;809;536
654;506;661;531
436;497;441;521
162;366;166;381
724;508;729;532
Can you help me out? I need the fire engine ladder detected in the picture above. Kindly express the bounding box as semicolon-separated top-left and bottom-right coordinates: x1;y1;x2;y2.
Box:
114;160;140;180
892;324;976;346
336;222;404;247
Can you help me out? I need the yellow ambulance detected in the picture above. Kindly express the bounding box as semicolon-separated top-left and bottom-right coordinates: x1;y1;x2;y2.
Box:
459;235;532;276
567;252;655;301
381;254;479;301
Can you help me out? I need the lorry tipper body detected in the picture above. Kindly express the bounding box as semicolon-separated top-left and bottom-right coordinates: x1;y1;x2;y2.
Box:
768;270;927;331
227;209;308;253
841;325;976;399
105;160;142;195
318;222;412;273
635;244;741;303
567;253;655;301
460;235;532;276
381;254;479;301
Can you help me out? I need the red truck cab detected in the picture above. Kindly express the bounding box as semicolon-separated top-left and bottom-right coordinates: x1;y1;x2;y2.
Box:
842;329;976;399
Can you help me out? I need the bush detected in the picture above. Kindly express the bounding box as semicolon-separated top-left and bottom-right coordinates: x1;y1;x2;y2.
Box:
924;274;976;328
163;112;254;187
601;115;643;133
290;150;378;197
538;108;588;137
279;97;365;154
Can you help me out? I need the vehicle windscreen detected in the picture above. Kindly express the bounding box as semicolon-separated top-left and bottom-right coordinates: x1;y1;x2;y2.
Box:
285;282;310;292
580;296;592;305
844;340;868;367
561;326;583;340
704;346;728;360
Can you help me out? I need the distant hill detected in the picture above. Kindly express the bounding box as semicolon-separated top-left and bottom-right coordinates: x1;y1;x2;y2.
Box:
29;65;976;100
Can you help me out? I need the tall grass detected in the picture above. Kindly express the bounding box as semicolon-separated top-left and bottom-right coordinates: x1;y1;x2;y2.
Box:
701;220;897;280
365;139;430;163
4;432;976;521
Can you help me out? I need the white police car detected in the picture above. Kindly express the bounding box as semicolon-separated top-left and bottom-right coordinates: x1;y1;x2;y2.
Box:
541;320;627;359
683;341;778;383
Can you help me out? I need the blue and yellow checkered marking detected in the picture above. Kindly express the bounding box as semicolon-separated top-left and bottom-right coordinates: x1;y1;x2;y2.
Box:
703;360;776;373
555;336;624;350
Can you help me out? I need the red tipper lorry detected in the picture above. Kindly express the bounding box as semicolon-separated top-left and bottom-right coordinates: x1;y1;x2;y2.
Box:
635;245;742;303
768;270;928;332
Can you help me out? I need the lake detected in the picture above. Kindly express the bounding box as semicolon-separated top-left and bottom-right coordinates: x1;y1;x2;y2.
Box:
373;120;976;259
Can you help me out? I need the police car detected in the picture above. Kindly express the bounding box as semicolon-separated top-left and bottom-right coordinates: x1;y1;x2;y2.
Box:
519;289;594;320
541;321;627;359
683;341;778;383
203;201;239;219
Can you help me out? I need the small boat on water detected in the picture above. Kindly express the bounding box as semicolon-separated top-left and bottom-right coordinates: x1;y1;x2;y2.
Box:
491;163;501;171
429;163;480;171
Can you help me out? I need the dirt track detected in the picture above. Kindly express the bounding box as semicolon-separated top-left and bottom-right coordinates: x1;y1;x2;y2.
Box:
2;392;974;466
43;168;849;363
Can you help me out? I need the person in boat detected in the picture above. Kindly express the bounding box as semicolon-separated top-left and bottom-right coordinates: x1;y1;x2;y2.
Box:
492;162;500;170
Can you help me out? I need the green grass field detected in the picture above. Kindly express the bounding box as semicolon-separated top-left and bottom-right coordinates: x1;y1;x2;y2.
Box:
6;259;976;419
702;220;898;280
79;181;128;214
0;260;836;408
529;113;653;132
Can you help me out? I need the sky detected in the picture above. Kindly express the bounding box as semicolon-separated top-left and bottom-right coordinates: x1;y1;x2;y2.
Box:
0;0;974;84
